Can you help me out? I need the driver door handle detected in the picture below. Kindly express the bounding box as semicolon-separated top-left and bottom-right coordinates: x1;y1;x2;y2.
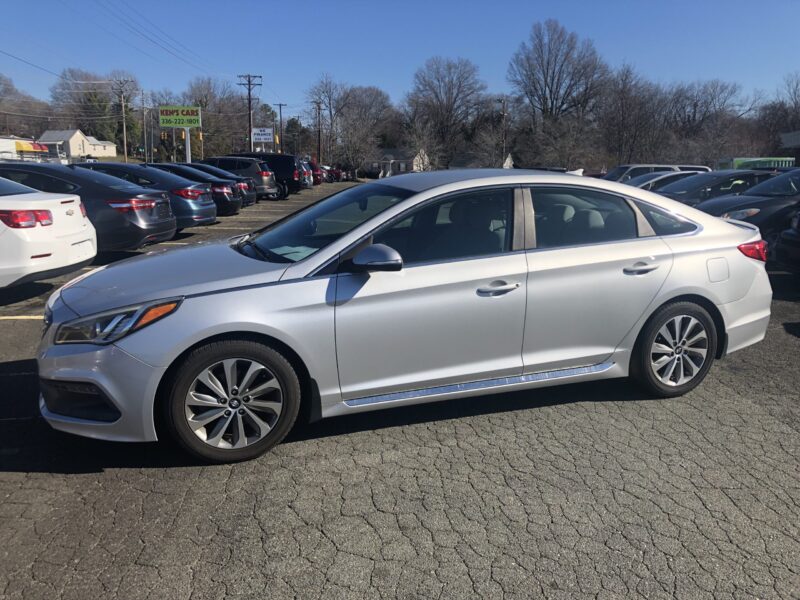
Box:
477;282;520;296
623;261;660;275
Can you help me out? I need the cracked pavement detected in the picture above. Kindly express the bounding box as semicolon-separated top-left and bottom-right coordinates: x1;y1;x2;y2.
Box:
0;182;798;599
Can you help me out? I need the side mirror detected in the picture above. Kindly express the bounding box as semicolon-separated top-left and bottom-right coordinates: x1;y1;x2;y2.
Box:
350;244;403;272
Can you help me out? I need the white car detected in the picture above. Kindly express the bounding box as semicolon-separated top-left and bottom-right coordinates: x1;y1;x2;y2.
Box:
0;177;97;287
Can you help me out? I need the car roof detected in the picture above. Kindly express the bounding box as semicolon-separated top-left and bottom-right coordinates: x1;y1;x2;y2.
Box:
373;169;567;192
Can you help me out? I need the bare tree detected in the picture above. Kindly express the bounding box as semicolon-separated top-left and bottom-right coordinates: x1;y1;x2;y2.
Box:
337;86;391;175
405;57;486;167
508;19;608;128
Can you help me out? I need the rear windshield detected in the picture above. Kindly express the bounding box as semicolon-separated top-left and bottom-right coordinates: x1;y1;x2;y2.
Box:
0;177;35;197
190;163;240;179
659;172;720;194
64;166;143;191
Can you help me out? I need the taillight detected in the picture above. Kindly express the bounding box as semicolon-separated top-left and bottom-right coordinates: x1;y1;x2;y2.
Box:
257;170;272;177
172;188;203;200
211;185;233;194
293;169;299;181
79;202;87;218
0;209;53;228
106;198;157;213
34;210;53;226
236;182;248;191
738;240;767;262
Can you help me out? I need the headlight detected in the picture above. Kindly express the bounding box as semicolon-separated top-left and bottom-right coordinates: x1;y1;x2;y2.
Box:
55;298;182;345
721;208;760;220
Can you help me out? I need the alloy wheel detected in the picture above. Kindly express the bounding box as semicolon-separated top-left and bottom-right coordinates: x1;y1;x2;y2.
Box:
184;358;283;449
649;315;709;387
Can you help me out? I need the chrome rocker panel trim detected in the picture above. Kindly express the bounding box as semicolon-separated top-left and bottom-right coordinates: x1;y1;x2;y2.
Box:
343;361;616;408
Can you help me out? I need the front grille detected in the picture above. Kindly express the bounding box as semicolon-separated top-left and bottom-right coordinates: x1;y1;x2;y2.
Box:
40;379;121;422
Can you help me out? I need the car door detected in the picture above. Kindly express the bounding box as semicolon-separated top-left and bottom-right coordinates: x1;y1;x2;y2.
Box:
334;187;528;402
522;185;673;373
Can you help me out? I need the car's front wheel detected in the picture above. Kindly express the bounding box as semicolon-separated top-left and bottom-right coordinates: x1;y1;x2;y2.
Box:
165;340;301;462
631;302;717;397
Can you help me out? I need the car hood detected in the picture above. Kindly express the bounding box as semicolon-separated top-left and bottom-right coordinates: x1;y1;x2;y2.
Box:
59;239;288;316
695;193;799;216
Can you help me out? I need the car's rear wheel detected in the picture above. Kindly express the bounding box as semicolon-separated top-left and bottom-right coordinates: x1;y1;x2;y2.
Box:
165;340;301;462
631;302;717;397
277;183;288;200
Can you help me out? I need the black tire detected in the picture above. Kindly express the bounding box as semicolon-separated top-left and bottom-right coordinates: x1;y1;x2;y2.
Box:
164;339;301;463
630;301;717;398
276;182;288;200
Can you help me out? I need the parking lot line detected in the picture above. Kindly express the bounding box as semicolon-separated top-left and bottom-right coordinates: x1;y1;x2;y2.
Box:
0;316;41;320
160;242;189;245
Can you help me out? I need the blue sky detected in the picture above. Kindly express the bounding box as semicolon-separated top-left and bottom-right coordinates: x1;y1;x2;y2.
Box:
2;0;797;116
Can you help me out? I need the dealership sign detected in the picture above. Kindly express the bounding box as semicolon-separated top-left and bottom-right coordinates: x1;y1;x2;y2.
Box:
158;106;202;128
252;127;273;143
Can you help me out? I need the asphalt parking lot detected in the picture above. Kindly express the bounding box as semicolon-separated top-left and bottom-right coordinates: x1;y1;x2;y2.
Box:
0;181;798;599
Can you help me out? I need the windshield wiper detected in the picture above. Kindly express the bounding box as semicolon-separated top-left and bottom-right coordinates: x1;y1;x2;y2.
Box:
236;237;292;263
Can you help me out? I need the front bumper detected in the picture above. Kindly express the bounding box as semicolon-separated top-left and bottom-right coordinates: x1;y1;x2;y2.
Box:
37;341;165;442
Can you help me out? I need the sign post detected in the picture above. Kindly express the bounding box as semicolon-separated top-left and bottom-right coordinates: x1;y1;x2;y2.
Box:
159;106;201;163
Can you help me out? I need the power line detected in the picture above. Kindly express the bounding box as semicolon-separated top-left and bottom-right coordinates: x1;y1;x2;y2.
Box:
0;48;112;84
93;0;211;75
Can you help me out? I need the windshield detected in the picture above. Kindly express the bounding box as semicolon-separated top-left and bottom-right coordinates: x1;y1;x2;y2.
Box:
745;170;800;197
248;183;413;263
603;166;628;181
626;172;662;186
0;177;35;197
659;172;720;195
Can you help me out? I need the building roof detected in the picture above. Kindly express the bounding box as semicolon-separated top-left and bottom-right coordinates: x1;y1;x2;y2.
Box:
37;129;81;143
85;136;115;146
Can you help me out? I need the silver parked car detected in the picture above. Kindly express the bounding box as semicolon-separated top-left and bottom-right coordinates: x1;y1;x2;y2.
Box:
38;170;772;462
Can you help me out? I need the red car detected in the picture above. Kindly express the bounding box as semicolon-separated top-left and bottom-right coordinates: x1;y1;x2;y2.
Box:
309;161;323;185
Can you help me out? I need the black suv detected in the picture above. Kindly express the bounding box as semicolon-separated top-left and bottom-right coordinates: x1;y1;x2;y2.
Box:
230;153;302;199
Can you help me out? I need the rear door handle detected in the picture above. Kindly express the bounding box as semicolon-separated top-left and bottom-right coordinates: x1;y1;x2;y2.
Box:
623;261;660;275
477;282;520;296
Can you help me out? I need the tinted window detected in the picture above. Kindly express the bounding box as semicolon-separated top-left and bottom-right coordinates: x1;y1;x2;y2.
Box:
745;170;800;197
249;183;413;263
63;167;141;191
373;188;513;264
0;170;78;193
603;166;629;181
623;167;651;181
649;172;696;191
0;176;36;196
635;202;697;235
89;167;153;187
532;186;638;248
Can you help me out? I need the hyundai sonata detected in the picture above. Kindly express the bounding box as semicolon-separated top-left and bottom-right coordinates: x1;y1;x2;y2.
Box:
38;170;772;462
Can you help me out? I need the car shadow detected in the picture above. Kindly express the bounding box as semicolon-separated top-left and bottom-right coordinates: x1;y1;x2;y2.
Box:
784;322;800;338
0;368;650;475
768;269;800;302
0;282;54;307
91;251;142;266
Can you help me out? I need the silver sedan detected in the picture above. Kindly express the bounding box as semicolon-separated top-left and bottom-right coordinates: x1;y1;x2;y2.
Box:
38;170;772;462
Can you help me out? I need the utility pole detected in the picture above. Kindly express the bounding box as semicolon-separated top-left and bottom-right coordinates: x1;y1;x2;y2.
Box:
237;74;262;152
313;100;322;164
274;103;287;153
112;79;134;163
141;90;147;162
